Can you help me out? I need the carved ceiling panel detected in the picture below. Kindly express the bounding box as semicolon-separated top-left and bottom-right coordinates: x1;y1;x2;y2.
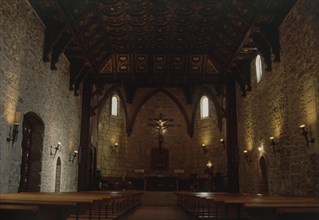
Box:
29;0;297;89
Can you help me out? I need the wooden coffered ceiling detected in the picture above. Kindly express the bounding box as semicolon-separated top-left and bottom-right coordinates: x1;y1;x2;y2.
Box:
28;0;296;95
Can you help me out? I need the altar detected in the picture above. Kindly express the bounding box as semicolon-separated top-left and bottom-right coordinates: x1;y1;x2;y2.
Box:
144;176;178;191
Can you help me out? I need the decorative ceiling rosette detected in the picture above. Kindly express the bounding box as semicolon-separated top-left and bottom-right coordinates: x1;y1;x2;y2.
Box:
150;17;169;27
113;44;130;52
192;37;209;46
131;27;147;35
194;27;211;36
150;6;171;16
196;18;215;27
127;18;146;27
105;18;125;27
150;0;169;4
99;0;120;4
101;6;123;16
174;27;188;34
153;34;167;45
173;17;192;27
132;35;146;43
131;44;146;50
174;34;187;44
198;6;220;17
126;5;146;16
111;37;128;45
175;6;195;17
108;28;127;37
201;0;222;4
125;0;145;3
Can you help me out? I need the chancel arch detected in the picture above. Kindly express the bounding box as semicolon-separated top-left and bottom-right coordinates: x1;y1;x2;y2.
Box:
128;88;191;137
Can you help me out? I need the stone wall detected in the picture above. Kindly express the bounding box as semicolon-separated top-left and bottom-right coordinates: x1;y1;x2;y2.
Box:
237;0;319;195
96;87;227;188
0;0;82;192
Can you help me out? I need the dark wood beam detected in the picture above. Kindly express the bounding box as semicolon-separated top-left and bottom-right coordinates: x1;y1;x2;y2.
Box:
260;24;281;62
50;31;70;70
221;1;269;75
95;74;224;85
54;0;98;75
69;58;85;91
226;79;239;193
253;33;272;71
43;20;65;62
78;77;92;191
123;83;137;104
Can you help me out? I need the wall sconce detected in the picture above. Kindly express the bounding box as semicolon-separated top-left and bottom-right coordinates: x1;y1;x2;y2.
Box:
50;142;61;157
243;150;252;162
270;137;280;155
111;142;118;152
202;144;208;153
220;138;225;148
300;124;315;149
206;160;213;169
6;112;21;144
69;150;78;163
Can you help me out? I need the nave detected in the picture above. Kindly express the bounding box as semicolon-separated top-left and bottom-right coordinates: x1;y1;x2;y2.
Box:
1;191;319;220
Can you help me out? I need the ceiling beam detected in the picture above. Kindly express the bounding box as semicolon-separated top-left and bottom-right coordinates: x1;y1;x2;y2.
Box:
54;0;98;75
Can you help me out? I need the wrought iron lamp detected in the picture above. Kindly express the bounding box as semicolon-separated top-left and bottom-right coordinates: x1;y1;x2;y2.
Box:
6;112;21;144
111;142;118;152
270;136;280;155
206;160;213;169
220;138;225;148
50;142;61;157
243;150;252;162
299;124;315;149
202;144;208;153
69;150;78;163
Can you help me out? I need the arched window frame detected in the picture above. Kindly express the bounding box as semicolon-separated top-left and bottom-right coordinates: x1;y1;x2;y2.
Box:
200;96;209;119
255;54;263;83
111;95;120;116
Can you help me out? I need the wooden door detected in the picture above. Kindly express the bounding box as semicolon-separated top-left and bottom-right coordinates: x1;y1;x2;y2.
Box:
18;118;32;192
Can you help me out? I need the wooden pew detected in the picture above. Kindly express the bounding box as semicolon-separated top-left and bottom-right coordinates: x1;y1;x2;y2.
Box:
0;192;108;220
176;192;319;220
244;201;319;220
66;191;143;220
0;204;39;220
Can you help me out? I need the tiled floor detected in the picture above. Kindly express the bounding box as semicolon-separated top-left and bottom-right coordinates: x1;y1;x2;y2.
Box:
126;206;189;220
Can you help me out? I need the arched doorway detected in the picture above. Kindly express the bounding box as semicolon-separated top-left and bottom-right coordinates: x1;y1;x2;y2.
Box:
18;112;44;192
55;157;61;192
259;156;269;194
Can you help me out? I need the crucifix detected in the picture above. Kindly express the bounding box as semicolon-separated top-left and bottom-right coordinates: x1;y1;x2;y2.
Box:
148;113;173;154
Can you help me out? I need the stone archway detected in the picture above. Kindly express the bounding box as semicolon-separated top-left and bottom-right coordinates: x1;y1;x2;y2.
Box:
55;157;61;192
259;156;269;194
18;112;44;192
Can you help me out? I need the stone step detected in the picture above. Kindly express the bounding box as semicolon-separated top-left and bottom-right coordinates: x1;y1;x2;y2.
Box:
142;191;177;206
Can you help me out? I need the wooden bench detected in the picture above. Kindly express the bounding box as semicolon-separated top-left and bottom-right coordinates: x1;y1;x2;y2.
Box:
0;192;107;220
0;204;39;220
176;192;319;220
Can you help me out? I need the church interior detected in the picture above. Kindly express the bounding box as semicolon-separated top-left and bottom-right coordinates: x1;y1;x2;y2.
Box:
0;0;318;219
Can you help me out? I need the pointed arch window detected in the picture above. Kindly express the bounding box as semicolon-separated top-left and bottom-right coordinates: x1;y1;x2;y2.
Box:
111;95;119;116
255;55;263;83
200;96;209;119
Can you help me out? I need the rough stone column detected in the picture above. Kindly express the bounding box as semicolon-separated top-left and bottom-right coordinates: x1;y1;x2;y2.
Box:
226;80;239;193
78;77;92;191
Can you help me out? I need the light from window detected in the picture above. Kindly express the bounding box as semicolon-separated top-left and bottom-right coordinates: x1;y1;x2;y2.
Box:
111;95;119;116
200;96;209;118
255;55;263;83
